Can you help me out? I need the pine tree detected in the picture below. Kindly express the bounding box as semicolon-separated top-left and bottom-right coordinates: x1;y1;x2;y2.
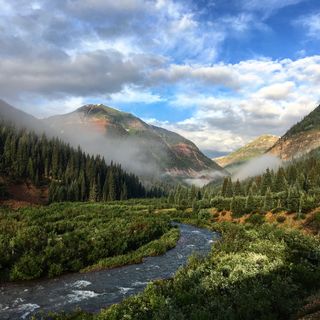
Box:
261;169;273;195
225;178;233;197
273;168;287;193
287;185;301;212
89;181;98;202
246;191;256;213
120;183;128;200
107;171;116;201
231;196;246;217
234;179;242;196
221;177;229;197
167;191;174;204
263;188;273;211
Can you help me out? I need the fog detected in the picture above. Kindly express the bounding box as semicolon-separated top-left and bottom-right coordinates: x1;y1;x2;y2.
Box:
47;118;163;181
184;169;227;187
232;154;283;181
0;100;227;185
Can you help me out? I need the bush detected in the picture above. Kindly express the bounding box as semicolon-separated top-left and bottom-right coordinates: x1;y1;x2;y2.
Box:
98;223;320;320
0;202;176;281
231;196;247;217
246;213;265;225
276;216;286;223
10;254;43;280
271;207;287;214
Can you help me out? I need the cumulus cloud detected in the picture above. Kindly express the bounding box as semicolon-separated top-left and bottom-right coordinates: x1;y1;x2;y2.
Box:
0;50;158;98
0;0;318;159
255;82;295;100
155;56;320;153
151;64;241;89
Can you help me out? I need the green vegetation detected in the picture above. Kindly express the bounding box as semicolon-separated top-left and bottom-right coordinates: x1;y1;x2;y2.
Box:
284;104;320;137
0;201;177;281
82;227;179;272
169;149;320;222
52;220;319;320
0;122;164;202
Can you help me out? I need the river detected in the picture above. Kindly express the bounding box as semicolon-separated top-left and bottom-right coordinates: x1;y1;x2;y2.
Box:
0;223;218;319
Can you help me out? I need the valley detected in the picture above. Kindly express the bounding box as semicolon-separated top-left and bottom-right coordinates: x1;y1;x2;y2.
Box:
2;1;320;319
1;102;320;319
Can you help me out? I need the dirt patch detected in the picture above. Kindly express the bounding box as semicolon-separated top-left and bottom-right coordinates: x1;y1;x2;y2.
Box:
0;179;48;208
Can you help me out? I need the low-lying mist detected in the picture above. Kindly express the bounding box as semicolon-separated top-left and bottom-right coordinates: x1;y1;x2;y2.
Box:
50;121;163;180
232;155;283;181
184;169;227;187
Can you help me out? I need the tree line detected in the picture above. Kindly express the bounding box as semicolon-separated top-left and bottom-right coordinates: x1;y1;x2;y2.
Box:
0;122;164;202
168;148;320;216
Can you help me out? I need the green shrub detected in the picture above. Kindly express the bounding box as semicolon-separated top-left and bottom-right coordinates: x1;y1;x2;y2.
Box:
246;213;265;225
0;202;177;281
231;196;247;217
271;207;287;214
97;223;320;320
10;254;43;280
276;216;286;223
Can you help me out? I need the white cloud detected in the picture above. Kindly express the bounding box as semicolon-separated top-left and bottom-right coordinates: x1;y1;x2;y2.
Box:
255;82;295;100
295;12;320;38
109;86;164;104
18;96;87;118
243;0;306;15
151;64;241;89
153;55;320;153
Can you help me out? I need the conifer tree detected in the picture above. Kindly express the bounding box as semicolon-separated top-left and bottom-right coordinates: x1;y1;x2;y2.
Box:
225;178;233;197
234;179;242;196
273;168;287;193
263;188;273;211
120;183;128;200
261;169;273;195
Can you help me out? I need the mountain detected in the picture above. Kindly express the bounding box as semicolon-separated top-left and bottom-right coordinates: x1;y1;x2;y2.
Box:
0;119;150;206
269;105;320;160
0;100;55;136
214;135;279;169
45;104;224;181
0;100;40;129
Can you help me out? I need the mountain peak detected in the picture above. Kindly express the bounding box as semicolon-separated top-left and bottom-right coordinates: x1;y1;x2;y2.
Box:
76;104;123;116
45;103;224;181
215;134;279;168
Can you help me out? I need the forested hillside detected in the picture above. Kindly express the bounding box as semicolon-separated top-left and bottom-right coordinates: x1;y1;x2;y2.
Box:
169;147;320;219
269;104;320;160
0;122;163;203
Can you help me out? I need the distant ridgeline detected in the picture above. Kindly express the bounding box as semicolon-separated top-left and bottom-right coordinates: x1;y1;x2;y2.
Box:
0;122;164;202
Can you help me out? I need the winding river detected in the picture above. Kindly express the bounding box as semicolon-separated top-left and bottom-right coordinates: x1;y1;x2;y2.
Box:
0;224;218;319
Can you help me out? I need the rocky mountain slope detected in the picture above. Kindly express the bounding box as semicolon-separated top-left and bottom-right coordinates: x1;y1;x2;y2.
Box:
269;105;320;160
45;104;225;180
0;99;42;130
215;135;279;169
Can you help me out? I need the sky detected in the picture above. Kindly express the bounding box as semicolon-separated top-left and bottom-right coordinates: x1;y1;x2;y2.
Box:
0;0;320;157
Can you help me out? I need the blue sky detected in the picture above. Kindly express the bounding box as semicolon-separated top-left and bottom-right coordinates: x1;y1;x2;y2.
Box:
0;0;319;156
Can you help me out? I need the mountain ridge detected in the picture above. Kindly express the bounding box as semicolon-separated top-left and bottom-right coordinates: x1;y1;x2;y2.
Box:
214;135;279;169
268;104;320;160
45;104;225;181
